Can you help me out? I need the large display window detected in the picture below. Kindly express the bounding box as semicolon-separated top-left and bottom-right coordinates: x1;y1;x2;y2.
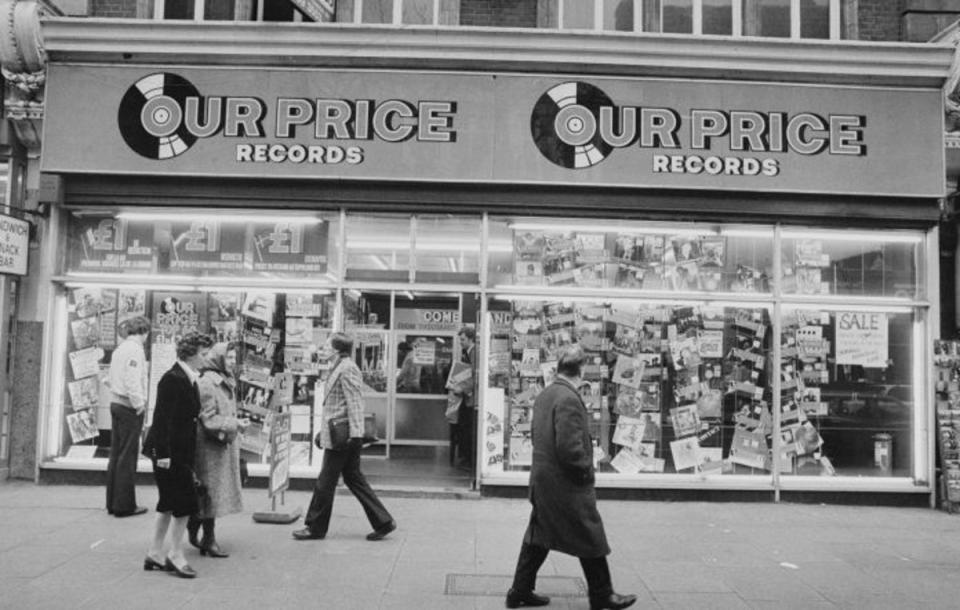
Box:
44;208;933;491
479;217;930;487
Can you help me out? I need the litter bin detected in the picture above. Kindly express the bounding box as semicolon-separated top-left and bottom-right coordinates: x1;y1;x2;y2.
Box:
873;433;893;476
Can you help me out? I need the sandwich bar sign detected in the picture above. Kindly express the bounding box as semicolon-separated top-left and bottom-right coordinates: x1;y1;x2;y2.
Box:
0;214;30;276
41;65;944;197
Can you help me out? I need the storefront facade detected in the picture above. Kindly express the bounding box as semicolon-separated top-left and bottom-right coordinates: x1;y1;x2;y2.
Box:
29;19;954;501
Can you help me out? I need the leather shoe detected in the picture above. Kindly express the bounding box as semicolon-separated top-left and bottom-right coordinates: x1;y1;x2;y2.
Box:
505;587;550;608
115;506;148;518
200;542;229;558
590;592;637;610
366;520;396;541
143;556;170;572
164;558;197;579
292;528;325;541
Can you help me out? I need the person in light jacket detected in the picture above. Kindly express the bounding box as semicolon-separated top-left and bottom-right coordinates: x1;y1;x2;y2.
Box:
506;344;636;610
293;332;396;542
187;342;247;558
105;315;150;517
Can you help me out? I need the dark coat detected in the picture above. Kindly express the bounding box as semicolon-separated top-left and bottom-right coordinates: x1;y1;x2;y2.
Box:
143;362;200;469
523;376;610;558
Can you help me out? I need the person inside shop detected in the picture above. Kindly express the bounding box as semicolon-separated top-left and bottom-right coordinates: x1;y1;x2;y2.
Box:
105;315;151;518
506;344;636;610
293;332;396;542
142;332;214;579
455;326;478;471
396;341;420;393
187;342;248;558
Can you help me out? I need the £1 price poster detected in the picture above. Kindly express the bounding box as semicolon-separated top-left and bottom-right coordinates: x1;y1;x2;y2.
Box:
250;221;328;273
67;216;155;272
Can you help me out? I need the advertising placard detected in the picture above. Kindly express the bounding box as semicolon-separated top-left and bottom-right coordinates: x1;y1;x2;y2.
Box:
67;215;155;272
268;412;292;497
250;221;329;273
0;214;29;276
168;220;246;271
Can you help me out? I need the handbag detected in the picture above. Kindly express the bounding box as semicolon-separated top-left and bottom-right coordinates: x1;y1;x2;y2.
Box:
202;420;238;446
316;414;379;451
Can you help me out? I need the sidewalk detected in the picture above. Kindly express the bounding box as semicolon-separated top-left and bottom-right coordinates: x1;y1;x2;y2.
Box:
2;480;960;609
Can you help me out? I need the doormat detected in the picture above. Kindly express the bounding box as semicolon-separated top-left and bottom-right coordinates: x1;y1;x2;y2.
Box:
444;573;587;597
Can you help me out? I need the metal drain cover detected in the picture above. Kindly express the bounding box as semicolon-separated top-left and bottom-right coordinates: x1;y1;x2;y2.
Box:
444;573;587;598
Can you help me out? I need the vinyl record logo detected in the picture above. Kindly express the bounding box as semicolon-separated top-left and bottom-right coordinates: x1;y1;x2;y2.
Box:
530;82;615;169
118;73;201;160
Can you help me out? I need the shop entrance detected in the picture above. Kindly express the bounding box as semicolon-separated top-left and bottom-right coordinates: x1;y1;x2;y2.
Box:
347;291;477;488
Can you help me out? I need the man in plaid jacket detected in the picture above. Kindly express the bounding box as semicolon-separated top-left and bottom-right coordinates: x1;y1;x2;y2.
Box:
294;332;396;541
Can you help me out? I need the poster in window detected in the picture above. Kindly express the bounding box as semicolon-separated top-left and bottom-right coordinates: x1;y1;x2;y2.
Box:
67;215;155;272
251;220;328;273
152;292;206;340
167;220;245;272
835;312;888;368
66;408;99;443
68;347;104;380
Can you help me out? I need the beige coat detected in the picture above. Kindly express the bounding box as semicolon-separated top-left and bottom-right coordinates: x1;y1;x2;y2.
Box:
195;370;243;519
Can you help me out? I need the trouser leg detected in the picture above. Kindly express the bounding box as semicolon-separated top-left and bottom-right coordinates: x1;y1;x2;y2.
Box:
511;542;550;593
106;404;143;514
303;449;346;536
341;443;393;529
580;555;613;602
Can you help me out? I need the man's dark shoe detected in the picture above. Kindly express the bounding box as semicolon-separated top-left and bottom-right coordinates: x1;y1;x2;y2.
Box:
589;592;637;610
366;520;396;541
115;506;148;518
505;587;550;608
291;528;325;541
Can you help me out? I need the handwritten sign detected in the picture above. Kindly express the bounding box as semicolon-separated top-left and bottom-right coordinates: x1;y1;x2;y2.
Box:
835;311;888;367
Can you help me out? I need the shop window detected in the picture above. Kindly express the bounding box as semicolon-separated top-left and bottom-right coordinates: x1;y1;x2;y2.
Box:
413;215;481;284
344;213;411;282
779;230;921;299
488;216;773;294
53;287;335;468
62;211;339;282
778;308;916;477
483;298;775;475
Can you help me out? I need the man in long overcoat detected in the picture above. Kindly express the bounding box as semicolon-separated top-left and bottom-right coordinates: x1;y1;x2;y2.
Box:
506;344;636;610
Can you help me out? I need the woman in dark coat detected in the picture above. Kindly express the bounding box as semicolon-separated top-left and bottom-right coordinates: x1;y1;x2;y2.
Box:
142;332;214;579
506;344;636;610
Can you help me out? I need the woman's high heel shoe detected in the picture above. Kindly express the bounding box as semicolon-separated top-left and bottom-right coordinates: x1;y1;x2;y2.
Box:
164;558;197;579
143;556;170;571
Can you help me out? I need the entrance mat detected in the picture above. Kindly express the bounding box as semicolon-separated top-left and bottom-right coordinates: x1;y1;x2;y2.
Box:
444;573;587;598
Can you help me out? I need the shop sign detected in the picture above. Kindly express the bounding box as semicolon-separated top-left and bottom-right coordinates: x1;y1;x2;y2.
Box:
67;215;155;272
394;308;461;331
169;220;246;271
0;214;29;276
42;65;944;197
250;221;328;273
835;311;888;368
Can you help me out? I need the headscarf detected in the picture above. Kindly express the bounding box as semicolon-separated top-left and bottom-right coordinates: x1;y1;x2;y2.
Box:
201;341;238;390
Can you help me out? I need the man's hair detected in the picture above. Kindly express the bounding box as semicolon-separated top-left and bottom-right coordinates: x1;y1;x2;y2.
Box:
176;332;214;361
330;332;354;356
459;326;476;341
556;343;586;378
120;315;150;338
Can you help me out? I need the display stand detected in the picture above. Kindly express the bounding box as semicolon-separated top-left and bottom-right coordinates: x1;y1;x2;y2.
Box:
933;340;960;513
252;410;303;524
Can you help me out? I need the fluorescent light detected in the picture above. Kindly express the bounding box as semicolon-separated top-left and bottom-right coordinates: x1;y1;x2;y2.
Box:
780;230;923;244
65;272;198;283
784;302;914;314
116;212;324;225
347;240;487;252
720;228;774;238
507;222;717;237
64;281;197;291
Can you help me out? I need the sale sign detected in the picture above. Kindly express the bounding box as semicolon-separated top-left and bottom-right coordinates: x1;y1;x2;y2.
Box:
835;311;888;368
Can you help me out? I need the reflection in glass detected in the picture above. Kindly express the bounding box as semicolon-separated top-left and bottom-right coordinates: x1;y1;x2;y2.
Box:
703;0;733;34
563;0;594;29
662;0;693;33
603;0;634;31
402;0;434;24
345;213;410;281
744;0;790;37
362;0;393;23
414;215;481;283
800;0;829;39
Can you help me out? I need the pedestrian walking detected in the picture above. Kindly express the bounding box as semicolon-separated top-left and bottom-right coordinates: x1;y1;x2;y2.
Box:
105;315;150;518
293;332;396;542
142;332;214;579
187;341;247;558
506;344;636;610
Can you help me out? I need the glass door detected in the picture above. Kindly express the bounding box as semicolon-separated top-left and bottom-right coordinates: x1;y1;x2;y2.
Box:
393;331;457;444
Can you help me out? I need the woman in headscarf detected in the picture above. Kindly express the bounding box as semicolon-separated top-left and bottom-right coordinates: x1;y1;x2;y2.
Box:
188;342;247;558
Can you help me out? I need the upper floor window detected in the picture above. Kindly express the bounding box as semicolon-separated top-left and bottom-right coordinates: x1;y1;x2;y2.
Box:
539;0;842;39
